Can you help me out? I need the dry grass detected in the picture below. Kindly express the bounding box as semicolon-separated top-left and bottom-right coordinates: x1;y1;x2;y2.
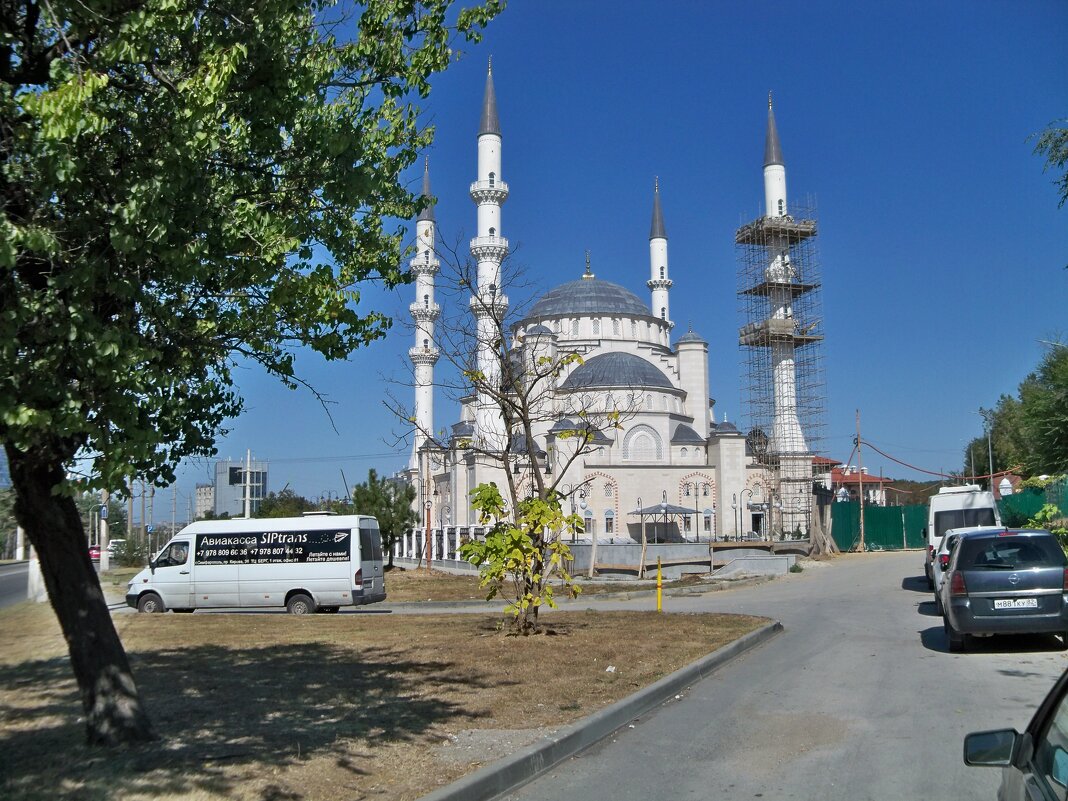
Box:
384;565;712;602
0;600;764;801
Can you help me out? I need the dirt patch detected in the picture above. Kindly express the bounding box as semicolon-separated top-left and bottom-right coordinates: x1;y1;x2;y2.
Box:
0;601;765;801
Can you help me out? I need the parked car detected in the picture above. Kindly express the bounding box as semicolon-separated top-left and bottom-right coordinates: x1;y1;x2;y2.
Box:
964;665;1068;799
940;528;1068;652
931;528;969;614
88;545;101;561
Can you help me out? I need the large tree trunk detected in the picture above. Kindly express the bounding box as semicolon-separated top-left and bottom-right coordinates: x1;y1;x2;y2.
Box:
6;444;156;746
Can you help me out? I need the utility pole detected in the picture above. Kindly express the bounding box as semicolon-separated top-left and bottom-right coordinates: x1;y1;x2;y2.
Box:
127;476;134;538
140;479;146;546
855;409;866;552
171;485;177;536
244;449;252;518
99;489;110;572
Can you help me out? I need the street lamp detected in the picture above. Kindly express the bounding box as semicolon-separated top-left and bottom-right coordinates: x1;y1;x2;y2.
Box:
683;481;711;543
423;498;432;572
731;493;738;542
740;488;755;540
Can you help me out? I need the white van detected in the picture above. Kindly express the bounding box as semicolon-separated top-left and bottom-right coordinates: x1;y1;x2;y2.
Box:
125;514;386;614
923;485;1000;588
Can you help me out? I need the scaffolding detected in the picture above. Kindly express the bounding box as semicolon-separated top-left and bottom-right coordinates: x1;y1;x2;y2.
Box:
736;198;826;536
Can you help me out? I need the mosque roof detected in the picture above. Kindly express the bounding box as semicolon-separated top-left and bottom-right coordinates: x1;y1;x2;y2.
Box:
764;94;784;168
479;62;501;136
417;159;434;223
526;324;554;336
560;352;673;390
671;424;705;444
526;278;651;319
676;330;706;345
650;180;667;240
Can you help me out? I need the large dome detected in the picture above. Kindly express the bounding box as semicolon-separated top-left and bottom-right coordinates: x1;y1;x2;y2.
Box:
526;278;651;319
560;352;673;390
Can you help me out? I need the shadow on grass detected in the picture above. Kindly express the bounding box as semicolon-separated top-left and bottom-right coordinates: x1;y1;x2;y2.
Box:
0;642;501;800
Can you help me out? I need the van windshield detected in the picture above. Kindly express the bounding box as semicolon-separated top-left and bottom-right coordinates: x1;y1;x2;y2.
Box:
934;508;996;540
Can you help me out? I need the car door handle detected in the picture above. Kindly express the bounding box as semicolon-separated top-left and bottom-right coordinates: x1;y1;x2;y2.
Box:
180;570;190;575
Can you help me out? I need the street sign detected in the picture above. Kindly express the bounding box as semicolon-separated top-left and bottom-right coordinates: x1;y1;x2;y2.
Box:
146;525;153;533
99;506;108;519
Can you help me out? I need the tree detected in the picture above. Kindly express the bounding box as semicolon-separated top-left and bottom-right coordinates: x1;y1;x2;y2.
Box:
1;0;501;745
350;468;415;566
1033;118;1068;209
1019;346;1068;475
256;488;315;518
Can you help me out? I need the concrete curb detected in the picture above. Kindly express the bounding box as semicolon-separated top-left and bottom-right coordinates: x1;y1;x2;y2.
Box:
418;619;783;801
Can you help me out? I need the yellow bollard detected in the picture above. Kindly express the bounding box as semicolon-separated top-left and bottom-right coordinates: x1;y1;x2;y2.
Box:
656;556;662;613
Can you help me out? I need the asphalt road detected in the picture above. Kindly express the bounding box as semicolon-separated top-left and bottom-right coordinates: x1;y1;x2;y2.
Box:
0;562;28;610
500;551;1067;801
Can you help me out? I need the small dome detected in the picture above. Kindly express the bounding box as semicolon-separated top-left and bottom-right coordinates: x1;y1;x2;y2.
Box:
525;278;651;319
549;418;577;433
560;352;673;390
676;331;706;345
526;324;554;337
671;424;705;444
714;421;739;434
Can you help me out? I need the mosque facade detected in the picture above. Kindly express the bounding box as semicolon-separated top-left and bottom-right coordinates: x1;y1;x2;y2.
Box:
401;65;812;551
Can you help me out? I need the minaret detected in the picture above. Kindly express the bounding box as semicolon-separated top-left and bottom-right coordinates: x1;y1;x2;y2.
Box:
409;158;441;470
647;177;672;326
469;59;509;450
761;93;806;455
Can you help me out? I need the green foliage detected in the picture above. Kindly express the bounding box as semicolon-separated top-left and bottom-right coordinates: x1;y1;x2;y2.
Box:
111;539;148;568
1019;347;1068;475
789;563;803;573
1019;474;1066;491
1025;503;1068;551
1032;118;1068;208
351;469;415;561
256;489;315;518
459;482;581;634
1;0;502;496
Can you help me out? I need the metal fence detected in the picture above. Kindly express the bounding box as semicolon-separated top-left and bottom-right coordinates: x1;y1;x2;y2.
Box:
830;502;926;551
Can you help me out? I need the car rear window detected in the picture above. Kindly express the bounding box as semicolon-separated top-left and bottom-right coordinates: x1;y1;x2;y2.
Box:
956;535;1066;570
934;508;997;539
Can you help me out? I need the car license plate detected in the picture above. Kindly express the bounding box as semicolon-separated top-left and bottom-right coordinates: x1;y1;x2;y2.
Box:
993;598;1038;609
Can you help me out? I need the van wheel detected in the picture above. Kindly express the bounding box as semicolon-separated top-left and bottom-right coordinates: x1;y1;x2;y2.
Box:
137;593;165;614
317;606;340;614
286;594;315;615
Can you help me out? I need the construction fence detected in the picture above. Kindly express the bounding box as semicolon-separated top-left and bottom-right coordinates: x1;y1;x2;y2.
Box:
831;479;1068;552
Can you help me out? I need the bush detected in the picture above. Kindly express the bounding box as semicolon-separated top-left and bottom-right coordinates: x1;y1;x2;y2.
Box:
111;540;149;567
789;563;804;573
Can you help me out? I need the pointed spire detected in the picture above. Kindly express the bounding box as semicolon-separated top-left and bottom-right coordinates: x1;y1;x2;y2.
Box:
764;92;784;167
649;176;667;240
417;156;435;222
479;58;501;136
582;250;595;280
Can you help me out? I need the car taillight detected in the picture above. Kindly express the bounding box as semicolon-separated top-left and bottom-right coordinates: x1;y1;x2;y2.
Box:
939;554;950;570
949;571;968;597
354;567;363;585
1063;568;1068;592
928;545;934;560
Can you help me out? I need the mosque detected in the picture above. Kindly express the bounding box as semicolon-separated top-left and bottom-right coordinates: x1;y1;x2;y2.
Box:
398;63;819;557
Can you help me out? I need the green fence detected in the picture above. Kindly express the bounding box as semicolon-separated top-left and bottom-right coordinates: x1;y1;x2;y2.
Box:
998;489;1046;527
830;502;926;551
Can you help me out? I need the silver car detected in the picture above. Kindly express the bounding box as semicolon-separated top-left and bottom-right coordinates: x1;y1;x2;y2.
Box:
940;528;1068;652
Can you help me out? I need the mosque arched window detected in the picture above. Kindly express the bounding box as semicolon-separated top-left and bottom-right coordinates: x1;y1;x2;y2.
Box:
681;448;688;460
423;338;429;350
623;424;663;461
571;319;579;335
423;294;429;308
777;199;784;216
593;319;600;336
645;394;653;409
612;319;620;336
660;307;666;320
631;320;637;338
489;227;496;236
659;266;665;279
488;172;495;187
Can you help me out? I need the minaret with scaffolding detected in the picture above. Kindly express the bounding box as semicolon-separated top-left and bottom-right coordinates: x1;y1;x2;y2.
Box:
736;94;825;536
408;159;440;471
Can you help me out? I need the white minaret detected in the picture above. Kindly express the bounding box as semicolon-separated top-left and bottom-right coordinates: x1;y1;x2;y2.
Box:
763;93;807;455
409;159;441;470
647;178;672;326
469;59;509;450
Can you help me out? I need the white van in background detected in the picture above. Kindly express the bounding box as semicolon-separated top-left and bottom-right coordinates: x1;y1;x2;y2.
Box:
923;485;1000;588
125;514;386;613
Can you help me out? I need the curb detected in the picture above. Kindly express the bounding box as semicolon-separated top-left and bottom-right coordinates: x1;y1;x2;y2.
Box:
418;619;783;801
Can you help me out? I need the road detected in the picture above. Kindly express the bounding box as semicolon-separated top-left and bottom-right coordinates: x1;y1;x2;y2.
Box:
0;562;28;610
502;551;1067;801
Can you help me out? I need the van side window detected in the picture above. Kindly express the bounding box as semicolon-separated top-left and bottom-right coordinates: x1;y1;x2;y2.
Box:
359;522;383;562
156;542;189;568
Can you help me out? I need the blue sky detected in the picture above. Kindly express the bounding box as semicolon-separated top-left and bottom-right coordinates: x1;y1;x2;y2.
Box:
164;0;1067;520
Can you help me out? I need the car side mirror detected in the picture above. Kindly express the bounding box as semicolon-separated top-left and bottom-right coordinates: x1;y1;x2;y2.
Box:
148;558;156;574
963;729;1018;767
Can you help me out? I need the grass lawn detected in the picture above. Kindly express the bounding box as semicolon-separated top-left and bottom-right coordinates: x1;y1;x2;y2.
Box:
0;594;765;801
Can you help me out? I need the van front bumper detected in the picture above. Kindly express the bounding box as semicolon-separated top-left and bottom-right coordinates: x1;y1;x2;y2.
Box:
125;593;140;609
